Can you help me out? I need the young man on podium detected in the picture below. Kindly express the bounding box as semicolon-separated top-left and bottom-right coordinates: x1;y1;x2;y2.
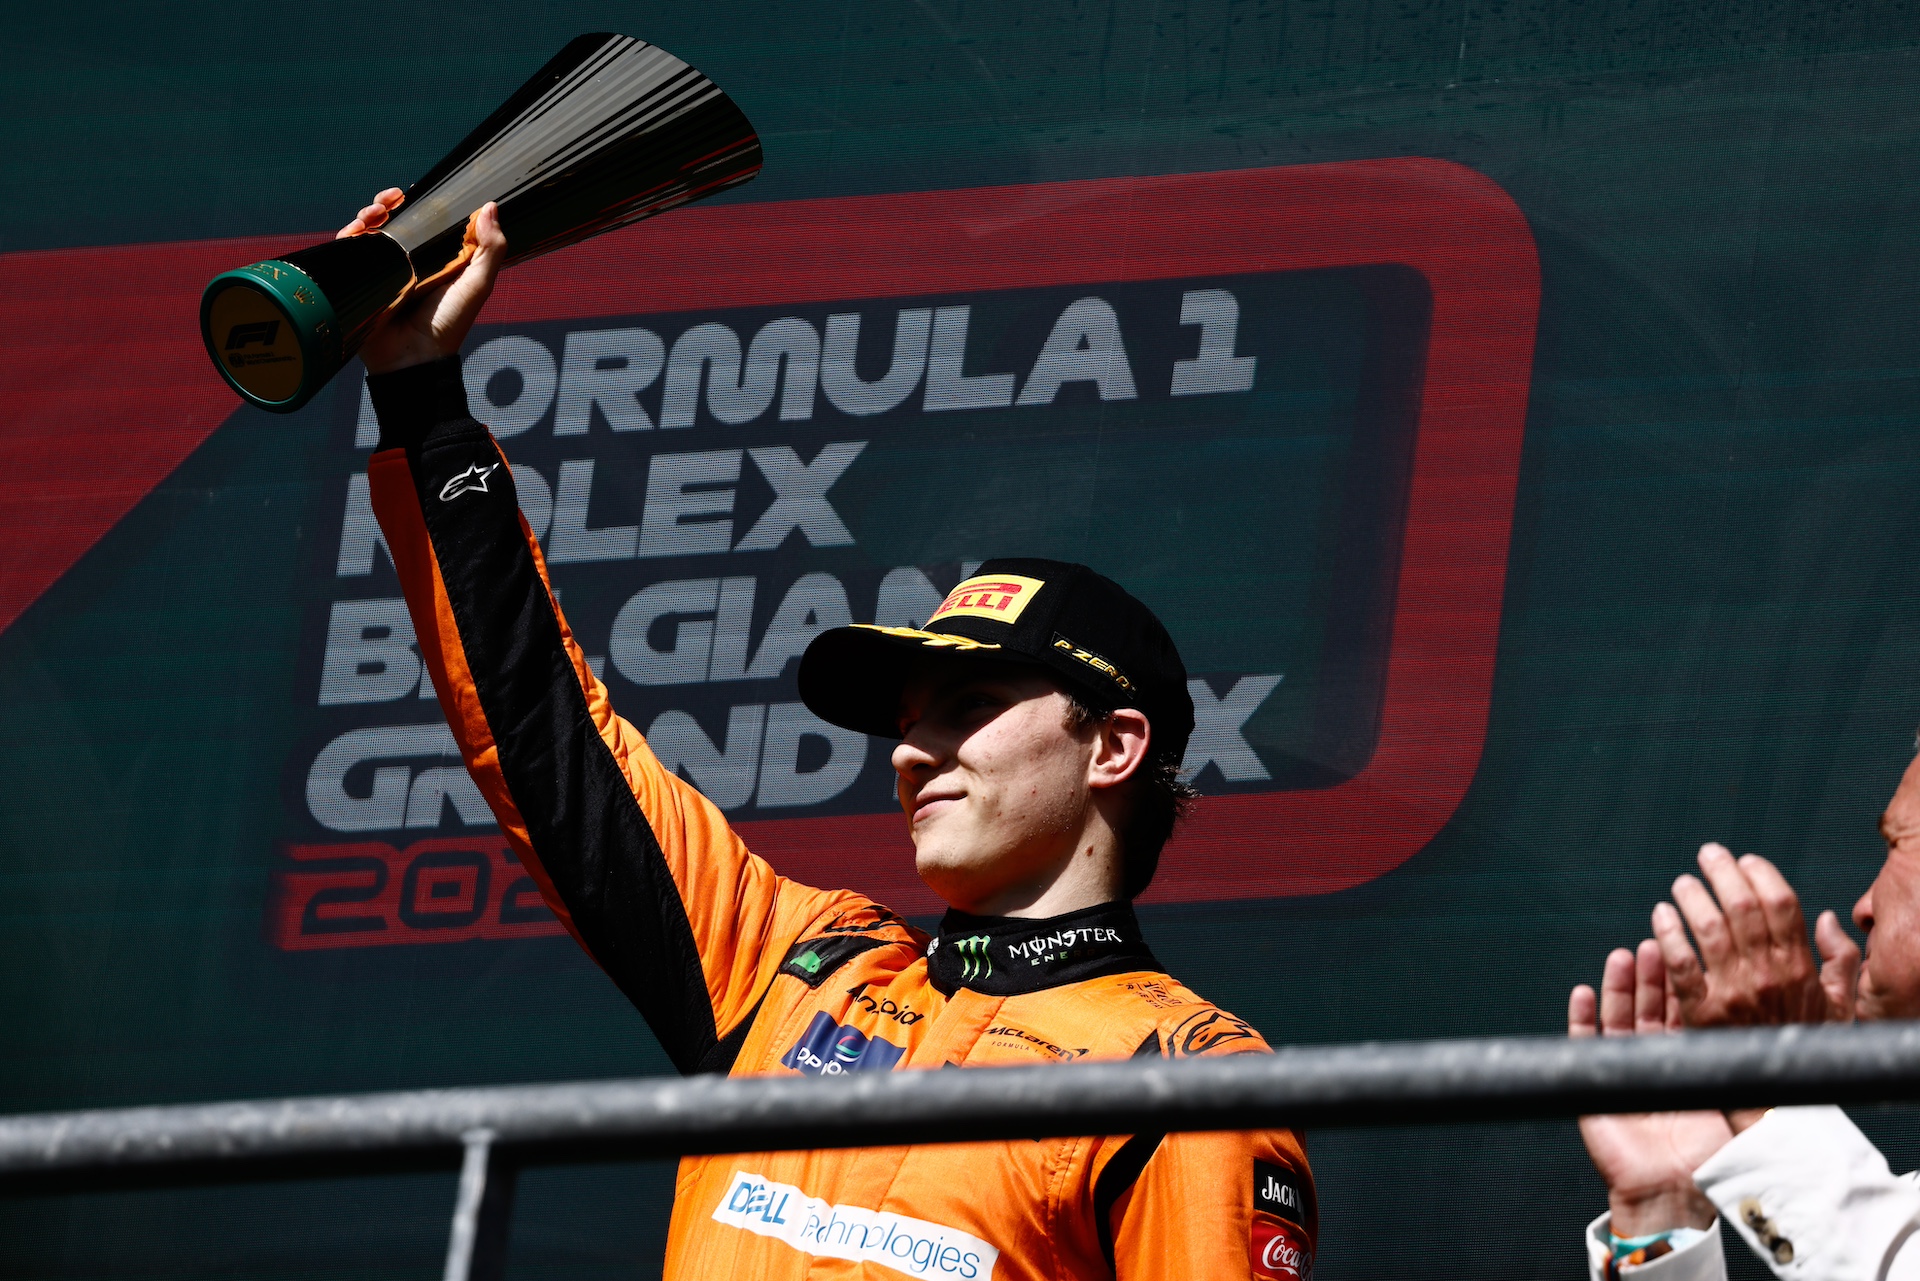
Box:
342;189;1315;1281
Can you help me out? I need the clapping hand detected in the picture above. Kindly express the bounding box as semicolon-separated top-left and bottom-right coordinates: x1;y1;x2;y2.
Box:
1653;843;1859;1028
1570;942;1728;1235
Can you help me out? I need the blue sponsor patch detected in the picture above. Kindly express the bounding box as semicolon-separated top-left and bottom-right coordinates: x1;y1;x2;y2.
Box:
780;1011;906;1076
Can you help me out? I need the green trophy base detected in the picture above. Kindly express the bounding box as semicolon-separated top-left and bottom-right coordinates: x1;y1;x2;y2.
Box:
200;232;413;414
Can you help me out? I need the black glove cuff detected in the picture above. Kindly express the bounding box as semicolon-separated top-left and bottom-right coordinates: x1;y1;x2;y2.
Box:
366;356;473;452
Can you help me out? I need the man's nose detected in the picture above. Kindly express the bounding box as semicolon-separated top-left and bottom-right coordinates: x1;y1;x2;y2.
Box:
1854;882;1876;934
891;733;939;779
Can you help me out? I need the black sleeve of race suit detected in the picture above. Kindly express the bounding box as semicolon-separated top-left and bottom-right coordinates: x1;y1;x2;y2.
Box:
364;356;750;1075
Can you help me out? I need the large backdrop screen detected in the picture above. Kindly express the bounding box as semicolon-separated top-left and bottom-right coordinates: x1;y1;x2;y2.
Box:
5;3;1920;1277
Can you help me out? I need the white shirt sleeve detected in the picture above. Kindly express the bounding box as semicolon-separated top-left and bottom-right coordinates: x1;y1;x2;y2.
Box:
1693;1105;1920;1280
1585;1211;1728;1281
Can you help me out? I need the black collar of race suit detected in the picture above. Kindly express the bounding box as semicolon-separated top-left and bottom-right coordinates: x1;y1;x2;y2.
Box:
926;900;1163;996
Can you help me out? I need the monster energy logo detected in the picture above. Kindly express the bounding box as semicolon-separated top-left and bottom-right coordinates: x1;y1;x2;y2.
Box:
955;935;993;981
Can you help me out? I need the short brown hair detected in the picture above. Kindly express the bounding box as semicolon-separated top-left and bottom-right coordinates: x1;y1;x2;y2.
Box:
1063;693;1199;898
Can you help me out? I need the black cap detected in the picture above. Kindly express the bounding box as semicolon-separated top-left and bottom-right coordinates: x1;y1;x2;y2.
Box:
798;558;1195;762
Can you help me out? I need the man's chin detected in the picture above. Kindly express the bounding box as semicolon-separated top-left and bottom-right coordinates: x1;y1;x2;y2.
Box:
913;843;1008;910
1857;964;1920;1021
912;844;966;893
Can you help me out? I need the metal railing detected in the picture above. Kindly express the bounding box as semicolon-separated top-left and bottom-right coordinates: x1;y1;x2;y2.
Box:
6;1022;1920;1279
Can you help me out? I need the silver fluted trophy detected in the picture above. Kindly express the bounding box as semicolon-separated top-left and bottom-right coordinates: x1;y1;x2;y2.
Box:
200;33;762;413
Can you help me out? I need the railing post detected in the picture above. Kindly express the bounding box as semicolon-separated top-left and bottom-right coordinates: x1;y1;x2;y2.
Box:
443;1127;516;1281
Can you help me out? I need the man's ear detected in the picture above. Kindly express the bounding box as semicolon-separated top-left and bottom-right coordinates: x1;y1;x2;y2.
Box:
1088;708;1151;792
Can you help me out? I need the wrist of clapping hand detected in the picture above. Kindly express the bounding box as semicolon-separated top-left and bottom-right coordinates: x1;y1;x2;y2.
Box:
1609;1181;1717;1237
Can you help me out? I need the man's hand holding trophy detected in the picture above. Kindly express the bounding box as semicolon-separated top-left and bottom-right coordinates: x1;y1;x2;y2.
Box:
198;33;761;412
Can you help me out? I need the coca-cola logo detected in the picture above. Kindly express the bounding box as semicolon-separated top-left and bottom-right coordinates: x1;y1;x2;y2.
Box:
1251;1216;1313;1281
1263;1235;1304;1272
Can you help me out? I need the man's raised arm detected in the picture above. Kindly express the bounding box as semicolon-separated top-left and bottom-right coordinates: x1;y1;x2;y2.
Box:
351;194;865;1074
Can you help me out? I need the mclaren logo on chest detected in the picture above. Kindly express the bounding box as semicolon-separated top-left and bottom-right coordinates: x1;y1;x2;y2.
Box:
439;462;500;502
985;1025;1087;1060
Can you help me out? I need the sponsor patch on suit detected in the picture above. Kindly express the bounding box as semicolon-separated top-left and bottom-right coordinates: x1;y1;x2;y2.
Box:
1251;1158;1314;1280
780;1010;906;1075
712;1170;999;1279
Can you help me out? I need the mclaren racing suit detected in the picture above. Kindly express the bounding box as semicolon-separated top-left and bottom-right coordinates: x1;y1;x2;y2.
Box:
363;356;1318;1281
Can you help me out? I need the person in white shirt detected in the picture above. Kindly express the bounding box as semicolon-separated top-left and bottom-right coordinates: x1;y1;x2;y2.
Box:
1573;748;1920;1279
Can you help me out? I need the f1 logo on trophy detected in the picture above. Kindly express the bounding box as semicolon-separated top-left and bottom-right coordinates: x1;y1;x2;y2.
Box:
198;33;762;412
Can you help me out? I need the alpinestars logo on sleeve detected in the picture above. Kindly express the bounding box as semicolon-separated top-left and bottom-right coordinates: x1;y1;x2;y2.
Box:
439;463;500;502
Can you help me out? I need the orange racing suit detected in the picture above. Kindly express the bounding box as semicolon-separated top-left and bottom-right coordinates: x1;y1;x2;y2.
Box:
364;357;1317;1281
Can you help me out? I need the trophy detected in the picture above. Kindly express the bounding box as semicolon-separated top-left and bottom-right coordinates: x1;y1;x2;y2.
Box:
200;33;762;413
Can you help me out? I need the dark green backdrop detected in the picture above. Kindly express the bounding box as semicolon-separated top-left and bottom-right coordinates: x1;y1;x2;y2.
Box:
9;1;1920;1277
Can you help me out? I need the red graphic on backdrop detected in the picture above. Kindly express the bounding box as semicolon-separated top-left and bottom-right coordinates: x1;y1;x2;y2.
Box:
0;231;309;639
271;836;564;950
0;159;1538;916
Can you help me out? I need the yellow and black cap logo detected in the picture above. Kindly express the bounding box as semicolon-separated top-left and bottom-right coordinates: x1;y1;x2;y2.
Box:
926;574;1046;625
797;557;1194;759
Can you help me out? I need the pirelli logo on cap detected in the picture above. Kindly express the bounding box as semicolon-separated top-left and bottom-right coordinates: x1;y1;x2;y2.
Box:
929;574;1045;625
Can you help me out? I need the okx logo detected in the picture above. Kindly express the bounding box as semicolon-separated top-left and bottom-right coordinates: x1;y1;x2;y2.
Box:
954;935;992;981
781;1011;906;1076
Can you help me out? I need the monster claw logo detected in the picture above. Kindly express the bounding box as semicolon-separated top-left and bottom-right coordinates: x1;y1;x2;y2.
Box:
955;935;993;981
